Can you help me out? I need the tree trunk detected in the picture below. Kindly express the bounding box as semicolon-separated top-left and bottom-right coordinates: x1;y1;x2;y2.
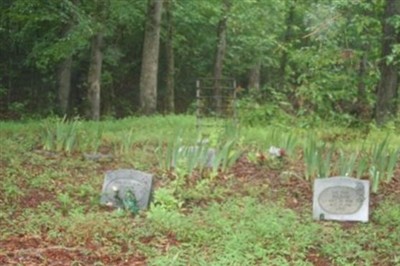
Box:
357;53;367;102
165;0;175;113
213;0;230;115
248;61;261;91
140;0;163;115
352;52;370;119
375;0;400;125
87;33;103;120
57;1;77;116
278;3;295;91
58;56;72;115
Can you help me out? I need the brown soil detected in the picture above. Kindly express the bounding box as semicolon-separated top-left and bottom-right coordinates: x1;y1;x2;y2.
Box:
0;235;147;265
19;189;55;209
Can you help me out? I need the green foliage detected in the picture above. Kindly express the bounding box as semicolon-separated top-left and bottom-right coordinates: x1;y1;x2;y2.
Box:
336;150;355;176
356;155;368;178
151;187;183;212
40;116;81;153
226;0;286;74
367;136;399;192
289;0;382;120
157;127;241;176
80;124;103;152
2;180;25;202
211;139;241;174
237;89;294;127
148;197;319;265
57;192;74;214
370;166;381;193
303;137;335;180
1;115;399;265
373;199;400;228
1;0;398;124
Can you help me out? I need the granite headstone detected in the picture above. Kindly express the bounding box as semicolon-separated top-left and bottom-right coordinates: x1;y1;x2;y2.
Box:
313;176;369;222
100;169;153;209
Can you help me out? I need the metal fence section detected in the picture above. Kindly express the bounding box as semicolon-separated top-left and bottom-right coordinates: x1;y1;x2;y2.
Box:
196;78;237;128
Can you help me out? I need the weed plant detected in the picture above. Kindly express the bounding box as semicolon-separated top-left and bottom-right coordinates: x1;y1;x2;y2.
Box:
370;166;381;193
370;137;399;182
147;197;319;265
303;137;320;180
157;128;241;177
336;150;357;176
356;156;368;178
40;116;80;153
80;124;103;153
211;139;241;175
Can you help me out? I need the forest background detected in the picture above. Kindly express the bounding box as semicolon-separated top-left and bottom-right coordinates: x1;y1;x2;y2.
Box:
0;0;399;126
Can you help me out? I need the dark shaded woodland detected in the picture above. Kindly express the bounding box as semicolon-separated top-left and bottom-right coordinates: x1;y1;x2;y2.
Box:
0;0;399;124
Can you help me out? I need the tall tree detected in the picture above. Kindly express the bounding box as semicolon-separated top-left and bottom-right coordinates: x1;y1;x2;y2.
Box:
58;18;75;116
164;0;175;113
375;0;400;125
140;0;164;115
248;61;261;90
58;55;73;115
213;0;230;114
225;0;286;92
278;2;296;91
87;33;103;120
355;52;368;118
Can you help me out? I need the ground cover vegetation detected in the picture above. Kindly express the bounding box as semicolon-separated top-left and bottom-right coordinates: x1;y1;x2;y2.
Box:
1;0;400;265
0;115;399;265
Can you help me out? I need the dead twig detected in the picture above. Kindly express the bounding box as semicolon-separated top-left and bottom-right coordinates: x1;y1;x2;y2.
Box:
7;245;87;256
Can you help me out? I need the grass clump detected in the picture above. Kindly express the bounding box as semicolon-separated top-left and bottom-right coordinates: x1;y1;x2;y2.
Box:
147;197;319;265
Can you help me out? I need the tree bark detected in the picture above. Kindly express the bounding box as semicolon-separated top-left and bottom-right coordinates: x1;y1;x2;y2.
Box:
375;0;400;125
248;61;261;91
58;56;72;115
87;33;103;120
165;0;175;113
278;3;295;91
213;0;230;115
57;1;77;116
352;52;370;119
140;0;163;115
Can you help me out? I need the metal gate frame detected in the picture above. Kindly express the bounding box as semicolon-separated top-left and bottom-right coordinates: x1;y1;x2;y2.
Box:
196;78;237;128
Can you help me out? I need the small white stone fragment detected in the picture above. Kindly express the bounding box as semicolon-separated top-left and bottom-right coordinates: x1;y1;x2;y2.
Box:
268;146;282;157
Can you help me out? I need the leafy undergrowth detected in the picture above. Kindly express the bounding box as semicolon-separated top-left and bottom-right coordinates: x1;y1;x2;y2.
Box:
0;116;399;265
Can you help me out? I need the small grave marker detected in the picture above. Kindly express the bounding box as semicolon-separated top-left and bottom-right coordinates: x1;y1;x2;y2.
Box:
100;169;153;210
313;176;369;222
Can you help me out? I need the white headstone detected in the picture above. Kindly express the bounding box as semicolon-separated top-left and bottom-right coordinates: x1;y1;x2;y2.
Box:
100;169;153;209
313;176;369;222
